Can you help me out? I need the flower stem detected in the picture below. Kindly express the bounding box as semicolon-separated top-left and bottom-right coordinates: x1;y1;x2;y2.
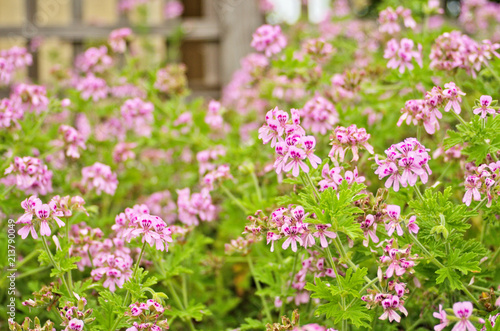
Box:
450;110;469;127
111;241;148;331
41;236;73;296
413;186;425;202
485;62;500;84
247;254;273;322
305;172;320;201
220;184;249;214
250;171;263;203
280;250;298;317
167;281;197;331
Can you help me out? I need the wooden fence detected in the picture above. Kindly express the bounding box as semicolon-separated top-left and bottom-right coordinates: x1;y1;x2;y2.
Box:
0;0;263;97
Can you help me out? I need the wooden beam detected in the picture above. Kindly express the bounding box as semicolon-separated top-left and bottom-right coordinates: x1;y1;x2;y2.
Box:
0;19;220;42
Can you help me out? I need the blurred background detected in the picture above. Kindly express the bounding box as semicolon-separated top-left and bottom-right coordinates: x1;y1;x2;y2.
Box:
0;0;492;97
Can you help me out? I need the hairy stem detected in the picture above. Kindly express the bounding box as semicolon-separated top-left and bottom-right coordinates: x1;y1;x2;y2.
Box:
247;254;273;322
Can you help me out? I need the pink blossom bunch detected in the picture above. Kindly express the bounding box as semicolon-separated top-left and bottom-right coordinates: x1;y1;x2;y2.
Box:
293;324;338;331
110;83;146;99
459;0;500;35
50;195;88;218
113;204;174;252
383;205;419;237
384;38;423;74
75;74;108;101
378;239;417;279
75;46;113;73
473;95;497;118
95;117;126;142
0;46;32;85
176;188;218;225
202;164;232;191
0;96;23;129
259;107;322;177
433;301;485;331
328;124;374;163
462;161;500;207
121;98;155;137
300;95;338;135
302;38;334;63
290;251;343;305
16;196;65;239
59;294;94;331
265;205;337;252
125;300;169;330
251;24;287;57
205;100;225;130
113;142;137;163
430;31;500;77
12;83;49;114
80;162;118;196
196;146;226;174
55;125;87;159
378;6;416;34
4;156;53;195
374;138;432;192
272;75;307;102
154;63;187;95
329;70;365;102
163;0;183;19
398;86;444;134
362;281;409;323
143;190;177;224
109;28;132;53
91;252;133;292
318;163;365;192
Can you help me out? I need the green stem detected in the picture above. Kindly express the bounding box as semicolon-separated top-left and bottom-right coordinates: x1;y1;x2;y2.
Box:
65;216;73;288
220;184;249;214
413;186;425;202
468;284;500;295
280;250;299;317
111;241;148;331
417;125;423;142
250;171;263;203
41;236;73;296
167;281;197;331
182;274;188;308
324;246;346;331
489;247;500;267
407;231;480;306
16;250;38;269
450;110;469;127
305;172;320;201
247;254;272;322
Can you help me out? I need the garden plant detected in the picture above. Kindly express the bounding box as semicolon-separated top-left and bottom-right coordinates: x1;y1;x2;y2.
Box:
1;0;500;330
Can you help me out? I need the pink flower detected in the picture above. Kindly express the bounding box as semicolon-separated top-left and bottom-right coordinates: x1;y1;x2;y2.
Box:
57;125;87;159
75;46;113;73
329;124;373;162
282;225;303;252
301;95;338;135
385;205;403;237
443;82;466;114
284;146;309;177
267;232;282;252
109;28;132;53
452;301;475;331
121;98;155;137
66;318;84;331
433;305;449;331
81;162;118;196
463;175;482;206
164;0;183;19
75;74;108;101
4;156;53;195
473;95;496;118
407;216;419;234
251;25;287;57
384;38;423;74
379;295;408;323
361;215;379;247
313;224;337;248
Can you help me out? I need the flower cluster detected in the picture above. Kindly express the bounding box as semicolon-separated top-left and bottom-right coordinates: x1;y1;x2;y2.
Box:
163;0;183;19
91;252;133;292
265;205;337;252
125;300;169;331
433;301;485;331
75;46;113;73
113;204;173;251
363;292;408;323
300;95;338;135
301;37;334;63
154;63;187;95
459;0;500;35
109;28;132;53
374;138;432;192
328;124;373;163
113;142;137;163
80;162;118;196
463;161;500;206
384;38;422;74
378;6;416;34
259;107;321;177
16;196;65;239
55;125;87;159
176;188;217;225
251;24;287;57
0;46;32;85
0;95;23;129
143;190;177;224
4;156;53;195
430;31;500;77
59;294;95;331
13;83;49;114
121;98;155;137
205;100;225;131
378;239;417;279
318;163;365;192
75;74;108;101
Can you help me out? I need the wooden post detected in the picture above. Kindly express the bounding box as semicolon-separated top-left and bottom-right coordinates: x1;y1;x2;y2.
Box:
72;0;83;58
217;0;263;85
25;0;39;82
